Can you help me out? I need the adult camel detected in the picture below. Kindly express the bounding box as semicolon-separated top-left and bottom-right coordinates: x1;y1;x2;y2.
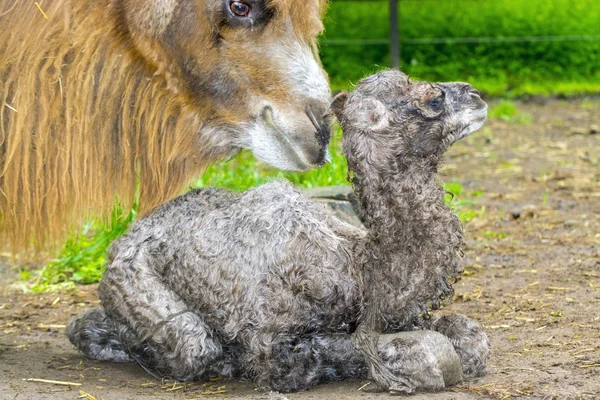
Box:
0;0;332;251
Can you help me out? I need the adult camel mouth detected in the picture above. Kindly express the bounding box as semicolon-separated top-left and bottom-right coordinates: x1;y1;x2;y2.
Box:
258;105;331;170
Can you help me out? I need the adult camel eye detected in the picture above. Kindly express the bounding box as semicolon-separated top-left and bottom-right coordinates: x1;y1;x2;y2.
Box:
230;1;251;17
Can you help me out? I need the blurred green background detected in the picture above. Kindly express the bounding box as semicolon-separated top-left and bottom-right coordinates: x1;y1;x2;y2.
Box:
26;0;600;290
322;0;600;96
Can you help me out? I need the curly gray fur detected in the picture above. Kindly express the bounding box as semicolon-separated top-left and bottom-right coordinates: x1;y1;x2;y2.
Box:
67;70;490;393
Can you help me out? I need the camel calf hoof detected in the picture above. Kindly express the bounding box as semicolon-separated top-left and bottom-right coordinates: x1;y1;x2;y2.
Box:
426;314;491;378
378;330;464;392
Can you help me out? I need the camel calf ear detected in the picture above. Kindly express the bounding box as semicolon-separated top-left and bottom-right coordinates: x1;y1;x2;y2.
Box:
365;99;390;133
330;91;349;122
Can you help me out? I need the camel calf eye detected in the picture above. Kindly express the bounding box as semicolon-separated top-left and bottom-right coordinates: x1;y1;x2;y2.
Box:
428;97;443;111
230;1;251;17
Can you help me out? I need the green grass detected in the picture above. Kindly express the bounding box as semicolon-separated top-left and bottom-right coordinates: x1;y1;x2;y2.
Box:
483;230;508;240
542;190;550;206
321;0;600;96
24;204;136;292
489;101;533;124
443;182;486;223
193;128;349;191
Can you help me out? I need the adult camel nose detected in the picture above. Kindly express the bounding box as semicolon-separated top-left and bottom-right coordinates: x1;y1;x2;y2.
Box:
305;103;332;165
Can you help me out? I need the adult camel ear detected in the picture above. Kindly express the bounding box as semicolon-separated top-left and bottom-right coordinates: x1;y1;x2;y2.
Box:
123;0;178;36
121;0;183;93
329;91;349;123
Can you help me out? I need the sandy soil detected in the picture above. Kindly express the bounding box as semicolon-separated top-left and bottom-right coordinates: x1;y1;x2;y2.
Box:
1;99;599;400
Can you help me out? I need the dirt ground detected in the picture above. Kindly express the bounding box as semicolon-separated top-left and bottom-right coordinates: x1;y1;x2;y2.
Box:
1;99;599;400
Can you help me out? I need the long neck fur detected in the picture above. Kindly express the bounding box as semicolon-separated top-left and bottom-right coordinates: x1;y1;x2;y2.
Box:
0;1;230;251
351;155;464;333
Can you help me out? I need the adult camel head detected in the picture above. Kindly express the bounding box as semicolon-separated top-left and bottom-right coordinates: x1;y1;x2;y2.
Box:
0;0;332;250
120;0;332;169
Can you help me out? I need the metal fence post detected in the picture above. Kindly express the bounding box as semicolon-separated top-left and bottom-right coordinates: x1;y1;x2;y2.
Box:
390;0;400;68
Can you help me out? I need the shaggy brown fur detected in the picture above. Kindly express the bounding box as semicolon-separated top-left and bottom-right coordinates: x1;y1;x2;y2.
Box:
0;0;331;251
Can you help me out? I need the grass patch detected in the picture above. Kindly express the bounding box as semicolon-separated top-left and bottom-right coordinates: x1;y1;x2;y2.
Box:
542;190;550;206
483;230;508;240
443;182;485;223
193;128;348;191
26;204;136;292
489;101;532;124
322;0;600;97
